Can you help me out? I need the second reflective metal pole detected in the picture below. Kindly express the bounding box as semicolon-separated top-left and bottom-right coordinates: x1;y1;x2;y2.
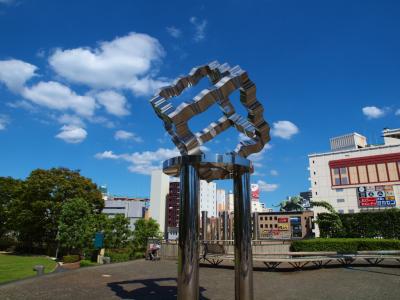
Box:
178;161;200;300
233;171;254;300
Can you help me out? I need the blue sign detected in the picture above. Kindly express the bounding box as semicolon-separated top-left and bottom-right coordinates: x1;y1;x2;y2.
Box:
94;232;104;249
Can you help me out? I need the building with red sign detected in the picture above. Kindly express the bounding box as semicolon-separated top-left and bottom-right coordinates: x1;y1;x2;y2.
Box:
308;128;400;236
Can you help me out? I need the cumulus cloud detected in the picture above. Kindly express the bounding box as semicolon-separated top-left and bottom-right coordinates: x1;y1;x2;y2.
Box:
190;17;207;42
95;150;119;159
49;32;166;95
166;26;182;38
0;115;9;130
55;125;87;143
114;130;143;142
95;90;130;116
0;59;37;92
22;81;96;117
257;180;278;192
58;114;85;127
94;147;179;175
271;121;299;139
362;106;386;119
270;170;278;176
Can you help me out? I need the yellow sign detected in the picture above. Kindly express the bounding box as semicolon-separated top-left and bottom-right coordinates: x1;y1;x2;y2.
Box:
278;224;289;230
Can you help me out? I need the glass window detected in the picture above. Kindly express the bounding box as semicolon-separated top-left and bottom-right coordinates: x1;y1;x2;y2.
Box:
349;209;355;214
387;162;399;181
331;168;341;185
349;167;358;184
358;165;368;183
274;224;277;228
377;163;388;182
340;168;349;185
338;209;344;214
367;164;378;182
270;224;273;228
337;199;345;203
260;224;263;228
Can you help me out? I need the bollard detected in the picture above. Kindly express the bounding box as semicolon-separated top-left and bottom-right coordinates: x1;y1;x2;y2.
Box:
33;265;45;276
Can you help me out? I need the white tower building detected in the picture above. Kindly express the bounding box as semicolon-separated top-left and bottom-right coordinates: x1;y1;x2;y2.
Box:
200;180;217;217
150;170;170;234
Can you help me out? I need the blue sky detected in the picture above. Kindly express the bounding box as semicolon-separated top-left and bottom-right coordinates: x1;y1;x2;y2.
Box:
1;0;400;208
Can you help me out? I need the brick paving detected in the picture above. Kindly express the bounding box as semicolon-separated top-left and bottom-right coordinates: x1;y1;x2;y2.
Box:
1;259;400;299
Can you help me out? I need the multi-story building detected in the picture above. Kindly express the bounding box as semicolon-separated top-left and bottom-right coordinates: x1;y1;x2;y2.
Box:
227;190;234;213
103;198;147;230
256;211;314;239
309;128;400;235
200;180;217;217
216;189;226;213
149;170;170;235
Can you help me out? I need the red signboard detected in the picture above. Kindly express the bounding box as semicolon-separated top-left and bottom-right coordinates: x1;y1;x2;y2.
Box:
359;197;377;207
278;217;288;223
251;184;260;200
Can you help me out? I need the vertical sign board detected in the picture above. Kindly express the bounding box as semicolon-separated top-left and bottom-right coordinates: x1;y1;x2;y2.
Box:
251;184;260;200
94;232;104;249
357;185;396;207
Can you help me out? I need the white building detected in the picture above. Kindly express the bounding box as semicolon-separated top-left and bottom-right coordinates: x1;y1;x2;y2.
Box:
216;189;226;213
103;199;146;230
227;190;234;213
149;170;170;234
309;129;400;236
200;180;217;217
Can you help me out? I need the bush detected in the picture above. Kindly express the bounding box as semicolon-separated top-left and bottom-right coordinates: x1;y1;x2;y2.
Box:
291;238;400;253
80;259;98;267
63;254;80;263
105;248;131;263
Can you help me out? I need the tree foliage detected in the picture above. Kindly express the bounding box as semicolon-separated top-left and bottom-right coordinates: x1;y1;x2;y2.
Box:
0;177;23;239
276;196;304;212
132;218;162;251
310;200;344;238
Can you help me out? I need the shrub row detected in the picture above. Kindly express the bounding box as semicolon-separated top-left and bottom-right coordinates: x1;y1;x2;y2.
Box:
63;254;80;263
104;248;144;263
291;238;400;253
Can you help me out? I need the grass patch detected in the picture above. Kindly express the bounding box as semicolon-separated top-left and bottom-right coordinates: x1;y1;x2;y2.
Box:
80;259;98;267
0;253;57;284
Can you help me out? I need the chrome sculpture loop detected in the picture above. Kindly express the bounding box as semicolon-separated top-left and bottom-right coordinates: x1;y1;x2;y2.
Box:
150;61;270;300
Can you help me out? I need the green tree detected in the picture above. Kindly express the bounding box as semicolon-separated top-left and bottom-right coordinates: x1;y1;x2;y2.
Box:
11;168;103;253
104;214;132;249
58;198;94;254
276;196;304;212
0;177;23;240
132;218;162;251
311;200;344;238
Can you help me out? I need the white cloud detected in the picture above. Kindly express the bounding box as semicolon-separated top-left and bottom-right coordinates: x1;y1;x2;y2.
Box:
248;144;272;162
396;109;400;116
190;17;207;42
22;81;96;117
95;90;130;116
0;115;9;130
114;130;143;142
49;32;165;95
271;121;299;139
362;106;386;119
94;147;179;175
166;26;182;38
257;180;278;192
0;59;37;92
95;150;119;160
58;114;85;127
55;125;87;143
270;169;278;176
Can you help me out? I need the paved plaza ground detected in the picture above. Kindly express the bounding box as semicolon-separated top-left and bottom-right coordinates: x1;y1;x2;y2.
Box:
1;259;399;299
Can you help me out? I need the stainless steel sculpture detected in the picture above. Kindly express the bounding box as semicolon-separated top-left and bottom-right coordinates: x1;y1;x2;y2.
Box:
150;61;270;300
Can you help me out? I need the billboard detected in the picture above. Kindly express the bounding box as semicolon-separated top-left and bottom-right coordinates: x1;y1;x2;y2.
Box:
251;184;260;200
357;185;396;207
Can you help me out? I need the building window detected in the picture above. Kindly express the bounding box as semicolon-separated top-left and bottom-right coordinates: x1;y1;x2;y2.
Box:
358;165;368;183
270;224;273;228
349;166;358;184
269;216;272;220
274;224;277;228
338;209;344;214
377;163;388;182
367;165;378;182
314;181;317;185
315;191;318;196
348;209;355;214
387;162;399;181
337;199;345;203
314;171;316;175
336;189;344;192
260;224;263;228
274;216;277;220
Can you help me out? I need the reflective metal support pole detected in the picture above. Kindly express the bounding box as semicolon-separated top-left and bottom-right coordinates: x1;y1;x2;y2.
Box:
253;212;259;240
201;211;208;241
178;162;199;300
233;171;254;300
223;211;228;240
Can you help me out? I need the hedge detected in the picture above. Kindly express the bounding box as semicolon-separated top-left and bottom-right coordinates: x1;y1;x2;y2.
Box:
291;238;400;253
317;209;400;238
63;254;80;263
104;248;131;263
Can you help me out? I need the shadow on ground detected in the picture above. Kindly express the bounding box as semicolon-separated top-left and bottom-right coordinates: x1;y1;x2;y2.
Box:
107;277;210;299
